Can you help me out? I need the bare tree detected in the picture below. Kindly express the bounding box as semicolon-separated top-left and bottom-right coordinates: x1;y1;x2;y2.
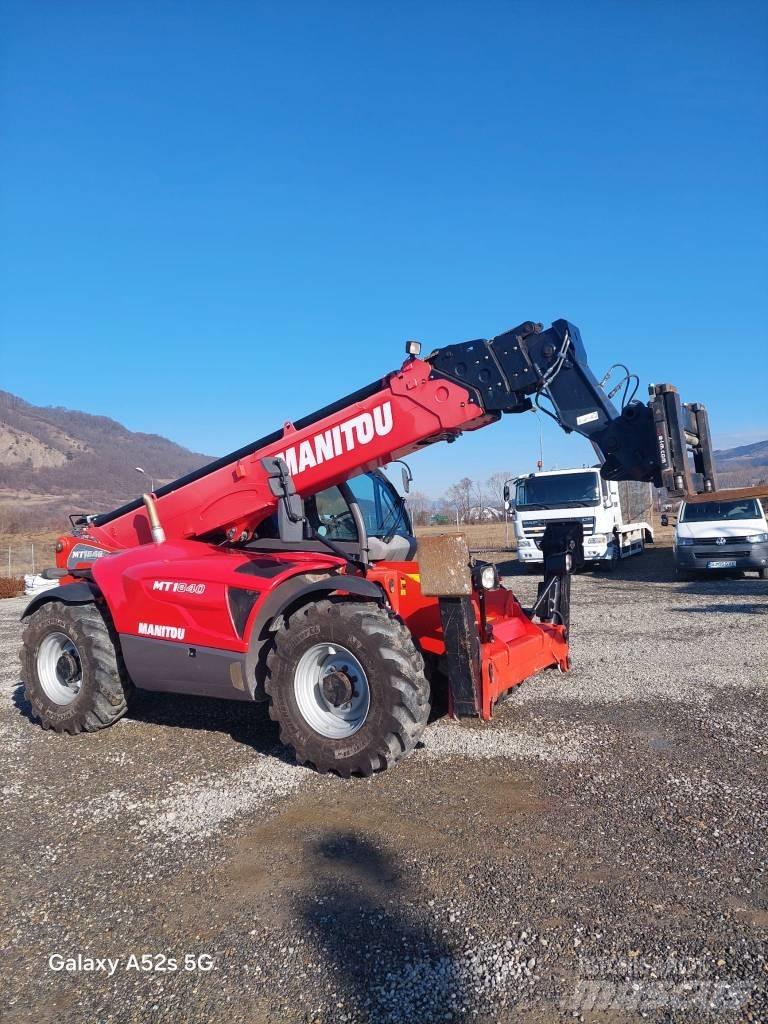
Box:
486;471;515;509
405;490;431;527
445;477;474;523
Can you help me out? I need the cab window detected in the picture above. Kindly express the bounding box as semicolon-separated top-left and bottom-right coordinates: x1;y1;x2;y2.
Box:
306;473;409;541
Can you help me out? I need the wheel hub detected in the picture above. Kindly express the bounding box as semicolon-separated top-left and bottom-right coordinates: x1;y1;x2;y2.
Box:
321;668;356;707
36;631;83;706
56;651;80;684
293;642;371;739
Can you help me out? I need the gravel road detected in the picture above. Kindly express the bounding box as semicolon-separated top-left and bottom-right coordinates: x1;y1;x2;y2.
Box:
2;546;766;1023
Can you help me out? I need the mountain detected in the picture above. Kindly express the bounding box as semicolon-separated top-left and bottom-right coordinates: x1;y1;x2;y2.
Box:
713;439;768;487
0;390;212;532
1;387;765;533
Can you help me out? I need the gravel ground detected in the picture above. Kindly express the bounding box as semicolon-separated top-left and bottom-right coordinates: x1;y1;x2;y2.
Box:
1;544;766;1023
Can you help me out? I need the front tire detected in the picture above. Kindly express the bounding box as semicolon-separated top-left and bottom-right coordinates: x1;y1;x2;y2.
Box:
602;544;619;572
21;601;134;733
265;600;430;776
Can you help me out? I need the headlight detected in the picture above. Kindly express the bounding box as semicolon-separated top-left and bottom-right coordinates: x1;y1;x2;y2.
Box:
746;532;768;543
474;564;499;590
589;533;607;544
517;538;533;548
676;537;695;547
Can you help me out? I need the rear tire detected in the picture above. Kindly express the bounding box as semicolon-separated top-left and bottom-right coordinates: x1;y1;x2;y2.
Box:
21;601;134;733
265;600;430;776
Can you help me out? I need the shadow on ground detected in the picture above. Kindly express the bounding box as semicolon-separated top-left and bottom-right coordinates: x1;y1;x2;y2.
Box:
11;680;297;761
501;543;768;592
677;601;767;615
296;831;467;1023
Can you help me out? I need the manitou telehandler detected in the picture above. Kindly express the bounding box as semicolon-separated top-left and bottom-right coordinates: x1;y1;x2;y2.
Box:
21;319;718;775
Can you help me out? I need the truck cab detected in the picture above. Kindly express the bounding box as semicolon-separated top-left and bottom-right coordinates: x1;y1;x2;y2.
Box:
673;497;768;578
512;467;651;571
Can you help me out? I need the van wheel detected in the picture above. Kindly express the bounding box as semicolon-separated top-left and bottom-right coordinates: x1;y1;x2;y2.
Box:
21;601;134;733
265;600;430;777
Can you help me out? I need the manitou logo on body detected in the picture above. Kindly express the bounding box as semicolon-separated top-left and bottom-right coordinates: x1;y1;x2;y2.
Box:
152;580;206;595
138;622;186;641
274;400;394;476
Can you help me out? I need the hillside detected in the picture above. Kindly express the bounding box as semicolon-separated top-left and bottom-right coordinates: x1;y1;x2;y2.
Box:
713;439;768;481
0;391;212;532
1;388;766;532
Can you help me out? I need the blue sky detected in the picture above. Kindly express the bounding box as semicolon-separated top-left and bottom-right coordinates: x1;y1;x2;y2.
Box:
1;1;767;497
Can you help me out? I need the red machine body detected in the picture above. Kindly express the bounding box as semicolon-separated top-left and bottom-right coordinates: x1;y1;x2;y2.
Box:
86;539;568;721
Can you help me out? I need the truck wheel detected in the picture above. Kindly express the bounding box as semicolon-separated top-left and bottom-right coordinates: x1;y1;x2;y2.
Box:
602;546;619;572
264;600;430;776
21;601;134;734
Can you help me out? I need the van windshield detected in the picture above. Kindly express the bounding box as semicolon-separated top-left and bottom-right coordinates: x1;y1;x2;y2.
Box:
680;499;762;523
515;472;600;510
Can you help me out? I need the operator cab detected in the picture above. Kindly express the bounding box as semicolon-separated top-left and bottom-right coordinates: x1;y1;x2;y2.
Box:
252;469;417;563
305;470;417;562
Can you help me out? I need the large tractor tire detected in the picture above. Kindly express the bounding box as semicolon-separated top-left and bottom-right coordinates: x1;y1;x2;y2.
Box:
21;601;134;734
264;599;430;777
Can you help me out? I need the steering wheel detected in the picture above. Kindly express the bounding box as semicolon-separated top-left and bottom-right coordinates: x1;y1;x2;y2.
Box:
320;510;356;538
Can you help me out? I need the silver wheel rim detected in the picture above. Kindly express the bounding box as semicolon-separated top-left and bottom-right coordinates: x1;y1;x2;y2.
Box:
37;631;83;705
293;642;370;739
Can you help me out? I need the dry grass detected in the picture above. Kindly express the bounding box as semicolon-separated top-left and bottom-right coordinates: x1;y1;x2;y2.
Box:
0;528;61;551
0;529;62;578
0;577;24;599
416;521;515;553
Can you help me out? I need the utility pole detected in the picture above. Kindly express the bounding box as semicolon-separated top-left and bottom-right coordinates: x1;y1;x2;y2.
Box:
533;410;544;470
135;466;154;492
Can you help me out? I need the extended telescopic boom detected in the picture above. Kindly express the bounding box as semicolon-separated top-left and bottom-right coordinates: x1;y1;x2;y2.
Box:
73;319;715;553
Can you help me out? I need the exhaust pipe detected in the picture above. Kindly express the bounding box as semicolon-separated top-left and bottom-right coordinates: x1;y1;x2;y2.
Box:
142;493;166;544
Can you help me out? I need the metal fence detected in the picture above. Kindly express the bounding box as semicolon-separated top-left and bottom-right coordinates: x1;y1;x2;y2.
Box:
4;544;41;578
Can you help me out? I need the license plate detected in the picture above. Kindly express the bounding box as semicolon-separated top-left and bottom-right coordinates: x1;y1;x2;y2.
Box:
707;559;737;568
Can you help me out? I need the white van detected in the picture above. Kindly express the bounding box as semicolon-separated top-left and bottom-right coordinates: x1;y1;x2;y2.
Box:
673;497;768;579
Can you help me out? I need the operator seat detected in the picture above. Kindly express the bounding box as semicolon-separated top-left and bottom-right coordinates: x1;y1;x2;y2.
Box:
367;533;418;562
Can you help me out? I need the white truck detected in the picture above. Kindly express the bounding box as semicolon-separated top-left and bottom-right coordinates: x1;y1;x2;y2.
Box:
508;467;653;571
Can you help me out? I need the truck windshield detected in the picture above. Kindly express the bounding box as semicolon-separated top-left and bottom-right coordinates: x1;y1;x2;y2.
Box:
515;472;600;510
680;499;762;522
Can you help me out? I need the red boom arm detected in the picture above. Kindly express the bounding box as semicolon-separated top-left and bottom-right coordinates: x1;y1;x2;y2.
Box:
81;357;490;552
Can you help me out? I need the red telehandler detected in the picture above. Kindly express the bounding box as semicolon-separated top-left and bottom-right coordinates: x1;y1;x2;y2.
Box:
20;319;717;774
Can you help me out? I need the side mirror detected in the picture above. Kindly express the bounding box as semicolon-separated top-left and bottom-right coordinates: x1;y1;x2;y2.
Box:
660;513;669;527
401;464;412;494
504;500;511;512
503;484;510;502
